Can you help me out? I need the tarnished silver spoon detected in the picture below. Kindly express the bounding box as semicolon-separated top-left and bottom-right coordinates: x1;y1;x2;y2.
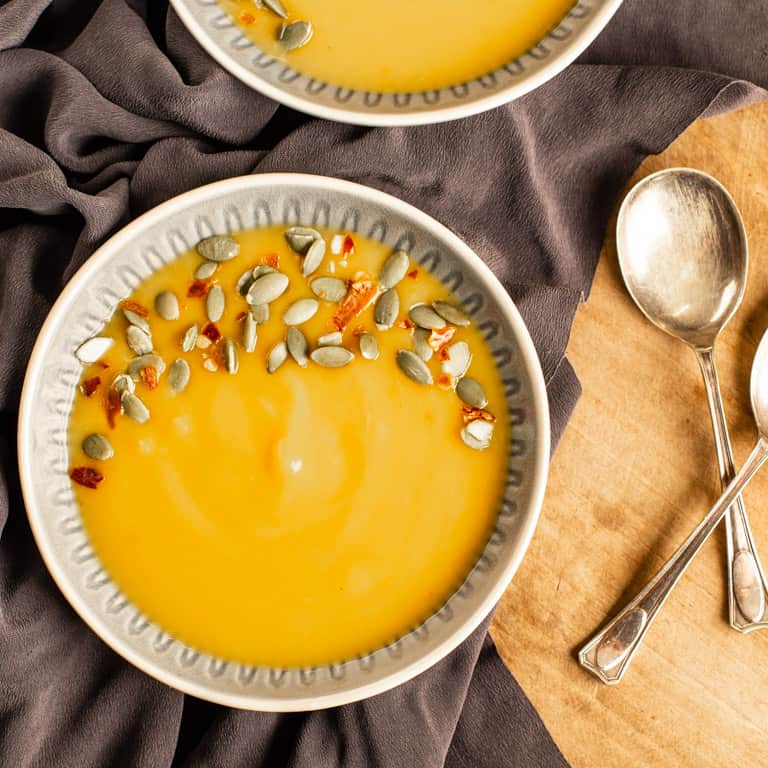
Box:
579;326;768;684
616;167;768;632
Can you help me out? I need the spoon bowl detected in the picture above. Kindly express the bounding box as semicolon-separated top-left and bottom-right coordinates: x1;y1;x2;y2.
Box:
616;168;748;349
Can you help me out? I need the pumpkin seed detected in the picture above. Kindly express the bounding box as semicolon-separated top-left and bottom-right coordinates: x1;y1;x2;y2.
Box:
122;309;150;333
409;303;446;330
302;237;325;276
413;328;433;361
283;298;319;326
396;349;433;385
318;331;342;346
456;377;487;409
154;291;179;321
263;0;287;18
279;20;313;51
433;300;471;327
374;289;399;330
379;250;410;290
181;324;198;352
112;373;135;396
247;272;289;305
359;333;379;360
284;226;321;254
267;341;288;373
126;325;153;356
206;284;225;322
310;346;354;368
442;341;471;378
82;433;114;461
252;265;276;279
168;358;190;393
224;338;239;374
121;392;150;424
194;261;218;280
243;312;257;353
287;327;309;367
75;336;114;364
311;277;347;303
251;303;270;324
236;269;255;296
127;354;166;380
461;419;494;450
197;235;239;262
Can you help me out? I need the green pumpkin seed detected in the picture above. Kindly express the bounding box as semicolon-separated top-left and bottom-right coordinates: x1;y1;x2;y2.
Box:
267;341;288;373
243;312;258;353
310;346;354;368
302;237;325;276
251;303;270;324
181;324;198;352
224;338;238;374
311;277;347;303
379;250;410;290
409;304;446;330
121;392;150;424
122;309;150;333
168;358;190;393
359;333;379;360
197;235;239;262
236;269;255;296
126;325;153;356
433;300;471;327
82;433;114;461
154;291;179;321
194;261;218;280
75;336;114;364
206;284;225;322
247;272;289;305
284;226;321;254
112;373;135;396
283;298;319;326
442;341;471;378
318;331;342;346
287;327;309;367
279;20;313;51
396;349;433;385
374;289;399;330
456;377;487;409
127;354;166;380
413;328;433;362
263;0;287;18
461;419;494;450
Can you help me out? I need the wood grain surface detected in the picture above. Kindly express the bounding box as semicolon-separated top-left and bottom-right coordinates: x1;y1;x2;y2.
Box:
491;101;768;766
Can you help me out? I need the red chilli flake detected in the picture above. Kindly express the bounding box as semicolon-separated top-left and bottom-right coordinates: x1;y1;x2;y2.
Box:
119;299;149;317
436;374;454;390
139;365;159;390
428;326;456;352
462;406;496;424
407;268;419;279
398;318;415;330
202;322;222;343
235;311;247;322
332;279;377;332
81;376;101;397
187;279;211;298
70;466;104;490
240;11;255;24
105;389;121;429
265;252;280;269
342;235;356;257
438;347;451;361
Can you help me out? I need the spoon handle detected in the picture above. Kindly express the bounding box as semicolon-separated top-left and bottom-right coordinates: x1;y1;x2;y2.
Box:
696;348;768;630
578;439;768;684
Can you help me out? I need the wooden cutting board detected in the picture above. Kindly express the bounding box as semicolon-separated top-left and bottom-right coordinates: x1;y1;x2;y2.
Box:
491;101;768;766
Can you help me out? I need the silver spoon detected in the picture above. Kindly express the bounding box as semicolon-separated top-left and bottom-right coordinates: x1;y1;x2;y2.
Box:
616;168;768;632
579;327;768;683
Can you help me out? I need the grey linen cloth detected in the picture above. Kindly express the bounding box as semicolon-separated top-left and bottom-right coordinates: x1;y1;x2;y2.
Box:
0;0;766;766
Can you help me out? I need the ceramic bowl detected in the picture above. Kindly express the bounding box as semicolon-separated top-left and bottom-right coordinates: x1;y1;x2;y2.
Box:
168;0;623;126
18;173;549;710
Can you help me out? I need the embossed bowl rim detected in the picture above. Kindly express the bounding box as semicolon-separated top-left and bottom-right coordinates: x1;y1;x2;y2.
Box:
18;174;550;710
168;0;624;126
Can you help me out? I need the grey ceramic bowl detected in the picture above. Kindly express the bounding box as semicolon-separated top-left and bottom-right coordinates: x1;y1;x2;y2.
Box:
169;0;623;125
18;174;549;710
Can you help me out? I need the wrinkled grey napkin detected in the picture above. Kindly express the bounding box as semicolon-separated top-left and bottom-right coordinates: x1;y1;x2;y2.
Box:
1;1;766;766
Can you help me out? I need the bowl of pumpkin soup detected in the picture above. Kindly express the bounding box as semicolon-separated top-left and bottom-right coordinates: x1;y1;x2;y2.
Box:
168;0;622;125
18;174;549;710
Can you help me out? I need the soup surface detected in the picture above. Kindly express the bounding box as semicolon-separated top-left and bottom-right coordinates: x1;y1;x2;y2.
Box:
68;226;509;667
221;0;575;92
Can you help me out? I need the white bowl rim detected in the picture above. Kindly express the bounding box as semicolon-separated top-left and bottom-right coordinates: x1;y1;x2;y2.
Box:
168;0;624;126
18;173;550;710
